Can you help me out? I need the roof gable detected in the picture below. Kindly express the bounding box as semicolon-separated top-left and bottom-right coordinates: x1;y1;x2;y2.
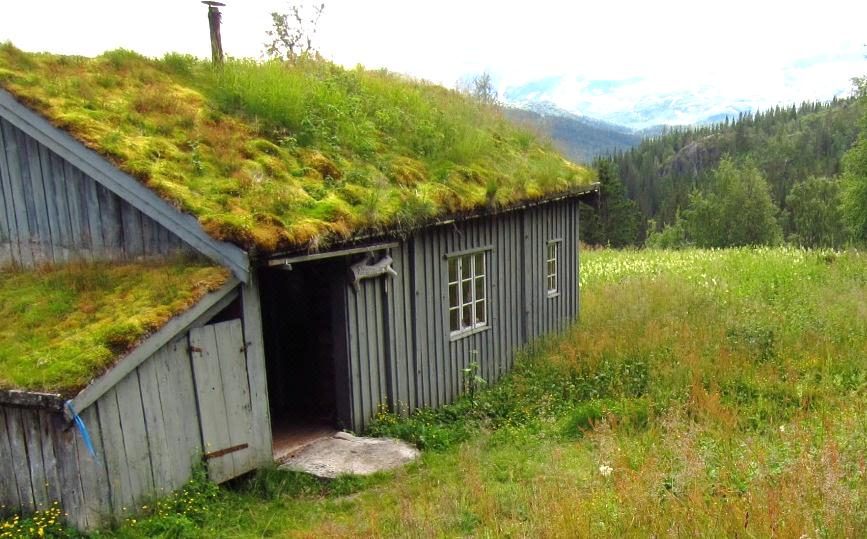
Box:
0;88;250;280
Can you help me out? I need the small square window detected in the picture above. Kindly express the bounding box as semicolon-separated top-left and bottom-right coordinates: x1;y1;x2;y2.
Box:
447;250;488;335
546;241;560;297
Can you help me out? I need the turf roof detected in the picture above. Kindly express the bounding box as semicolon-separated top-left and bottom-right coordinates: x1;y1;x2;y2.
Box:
0;44;595;254
0;260;230;396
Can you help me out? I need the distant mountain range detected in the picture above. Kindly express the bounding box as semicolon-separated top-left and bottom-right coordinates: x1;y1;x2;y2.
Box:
587;94;753;130
504;101;661;163
502;79;756;130
502;96;755;163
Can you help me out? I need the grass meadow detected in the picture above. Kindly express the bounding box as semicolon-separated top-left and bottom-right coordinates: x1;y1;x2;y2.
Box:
7;247;867;538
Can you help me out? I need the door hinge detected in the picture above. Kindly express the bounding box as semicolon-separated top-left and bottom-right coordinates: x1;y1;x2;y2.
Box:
204;443;248;460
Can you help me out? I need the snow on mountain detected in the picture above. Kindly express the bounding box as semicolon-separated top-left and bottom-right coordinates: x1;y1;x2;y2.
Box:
502;79;756;131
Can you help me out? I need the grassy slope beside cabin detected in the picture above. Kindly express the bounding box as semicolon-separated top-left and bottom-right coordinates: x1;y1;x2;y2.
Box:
23;247;860;538
0;260;229;395
0;44;594;254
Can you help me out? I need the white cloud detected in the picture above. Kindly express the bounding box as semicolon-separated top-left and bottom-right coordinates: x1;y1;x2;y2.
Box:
1;0;865;127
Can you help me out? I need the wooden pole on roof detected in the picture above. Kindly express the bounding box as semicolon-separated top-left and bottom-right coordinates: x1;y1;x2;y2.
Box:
202;1;226;65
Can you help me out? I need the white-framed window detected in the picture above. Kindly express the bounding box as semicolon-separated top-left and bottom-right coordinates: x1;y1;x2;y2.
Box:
546;240;560;297
447;250;487;336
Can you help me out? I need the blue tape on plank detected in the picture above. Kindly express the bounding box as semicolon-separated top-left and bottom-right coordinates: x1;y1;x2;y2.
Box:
65;401;97;459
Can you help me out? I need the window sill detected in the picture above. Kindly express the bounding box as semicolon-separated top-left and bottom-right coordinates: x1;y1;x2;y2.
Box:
449;325;490;342
547;291;560;299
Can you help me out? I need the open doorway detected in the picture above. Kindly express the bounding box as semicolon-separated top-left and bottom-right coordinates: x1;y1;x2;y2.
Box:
259;258;344;462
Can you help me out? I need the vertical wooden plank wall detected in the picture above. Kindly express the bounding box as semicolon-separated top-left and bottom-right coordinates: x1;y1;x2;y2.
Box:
0;117;14;266
0;405;109;530
0;117;190;267
338;243;415;430
1;197;584;523
341;199;581;431
432;209;518;406
240;274;274;470
523;199;580;339
0;335;206;530
389;243;416;413
342;268;389;430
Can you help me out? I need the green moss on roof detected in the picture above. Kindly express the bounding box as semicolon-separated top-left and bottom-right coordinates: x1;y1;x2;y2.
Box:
0;260;230;396
0;44;595;254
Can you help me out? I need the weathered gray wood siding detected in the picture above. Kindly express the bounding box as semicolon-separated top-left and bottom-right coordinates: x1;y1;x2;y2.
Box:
340;198;580;430
94;337;202;522
0;307;270;529
190;320;258;483
240;274;274;471
0;404;106;528
0;337;201;529
343;264;389;429
0;117;190;267
340;243;414;429
522;199;581;340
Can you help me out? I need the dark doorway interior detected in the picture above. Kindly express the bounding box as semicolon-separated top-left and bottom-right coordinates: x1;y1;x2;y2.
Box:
259;259;344;460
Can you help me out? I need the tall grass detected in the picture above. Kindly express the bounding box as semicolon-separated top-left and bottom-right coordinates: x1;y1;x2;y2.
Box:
205;60;500;165
14;248;866;537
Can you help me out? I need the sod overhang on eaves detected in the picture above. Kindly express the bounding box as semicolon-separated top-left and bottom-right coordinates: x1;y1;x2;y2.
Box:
0;260;230;397
0;44;596;255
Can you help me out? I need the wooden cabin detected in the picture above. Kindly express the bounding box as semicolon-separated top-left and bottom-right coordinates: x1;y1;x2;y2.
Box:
0;48;598;530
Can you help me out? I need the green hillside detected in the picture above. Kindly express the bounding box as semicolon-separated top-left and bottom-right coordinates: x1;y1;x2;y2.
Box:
609;98;863;236
504;107;641;163
0;44;594;254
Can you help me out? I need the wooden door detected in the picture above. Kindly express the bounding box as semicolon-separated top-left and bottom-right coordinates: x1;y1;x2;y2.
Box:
189;319;255;483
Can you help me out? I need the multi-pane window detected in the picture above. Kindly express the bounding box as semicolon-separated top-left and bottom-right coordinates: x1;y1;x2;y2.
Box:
546;241;560;296
447;251;487;335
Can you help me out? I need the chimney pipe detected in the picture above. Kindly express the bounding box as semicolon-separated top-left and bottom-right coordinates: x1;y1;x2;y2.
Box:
202;1;225;65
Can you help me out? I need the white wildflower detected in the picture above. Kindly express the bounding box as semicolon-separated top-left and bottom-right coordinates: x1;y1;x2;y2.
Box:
599;464;613;477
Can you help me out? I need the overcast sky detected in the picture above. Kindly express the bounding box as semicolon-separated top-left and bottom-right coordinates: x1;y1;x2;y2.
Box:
2;0;865;126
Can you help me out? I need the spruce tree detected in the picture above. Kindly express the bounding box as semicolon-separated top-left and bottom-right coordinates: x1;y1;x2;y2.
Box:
579;160;642;247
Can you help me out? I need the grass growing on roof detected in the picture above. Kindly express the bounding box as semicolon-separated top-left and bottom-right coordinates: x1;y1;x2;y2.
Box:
0;44;595;254
0;259;229;396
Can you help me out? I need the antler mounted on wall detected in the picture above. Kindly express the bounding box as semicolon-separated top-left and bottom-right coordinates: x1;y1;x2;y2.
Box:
349;254;398;291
